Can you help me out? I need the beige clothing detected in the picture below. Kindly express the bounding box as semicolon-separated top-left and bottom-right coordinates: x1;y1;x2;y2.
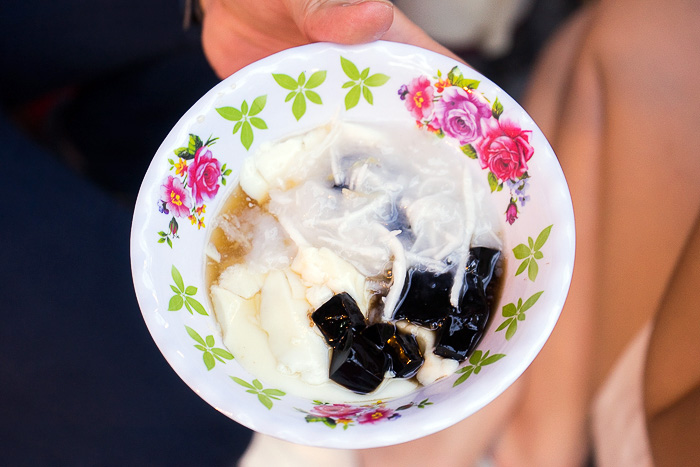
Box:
591;322;654;467
238;434;359;467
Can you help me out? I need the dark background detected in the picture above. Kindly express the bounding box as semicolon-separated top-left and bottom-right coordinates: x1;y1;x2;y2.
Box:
0;1;581;465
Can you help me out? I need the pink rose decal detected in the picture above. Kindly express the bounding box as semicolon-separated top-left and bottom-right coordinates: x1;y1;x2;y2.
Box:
476;116;534;182
187;146;222;206
310;404;364;419
398;66;537;224
157;134;228;246
357;407;396;424
160;176;191;218
401;76;435;121
301;399;427;429
433;86;491;145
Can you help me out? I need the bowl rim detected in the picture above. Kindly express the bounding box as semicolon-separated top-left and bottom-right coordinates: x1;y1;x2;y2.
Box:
130;40;576;449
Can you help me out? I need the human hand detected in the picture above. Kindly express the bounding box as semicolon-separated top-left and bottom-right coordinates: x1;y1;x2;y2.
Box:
199;0;461;78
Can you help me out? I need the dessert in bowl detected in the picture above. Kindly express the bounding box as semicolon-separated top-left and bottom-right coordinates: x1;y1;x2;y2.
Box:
130;41;575;449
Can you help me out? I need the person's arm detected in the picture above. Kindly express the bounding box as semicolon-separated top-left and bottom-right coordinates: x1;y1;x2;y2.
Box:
644;212;700;466
489;5;602;465
199;0;460;79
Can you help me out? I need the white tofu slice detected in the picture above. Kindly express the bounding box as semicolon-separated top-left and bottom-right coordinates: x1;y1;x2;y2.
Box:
210;285;260;338
259;269;330;385
291;246;369;314
396;321;459;386
217;263;265;299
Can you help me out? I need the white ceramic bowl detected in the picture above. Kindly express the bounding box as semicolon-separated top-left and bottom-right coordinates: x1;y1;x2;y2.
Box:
130;41;575;449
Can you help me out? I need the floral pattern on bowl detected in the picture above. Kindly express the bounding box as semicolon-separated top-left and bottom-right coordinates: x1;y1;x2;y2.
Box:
157;134;232;247
399;66;534;224
131;41;575;450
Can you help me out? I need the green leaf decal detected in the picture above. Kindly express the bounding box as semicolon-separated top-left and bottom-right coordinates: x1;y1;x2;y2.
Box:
205;335;216;347
249;117;268;130
305;90;322;105
241;121;254;150
340;57;389;109
528;260;539;282
512;244;531;260
502;303;517;317
495;317;510;331
482;353;506;366
292;92;306;121
171;266;184;292
534;224;553;250
249;95;267;116
203;352;216;371
497;291;544;340
512;225;553;281
492;97;504;119
186;326;233;370
168;295;183;311
231;377;255;390
454;350;506;387
447;66;480;89
469;350;483;366
188;134;203;154
185;326;206;346
345;85;361;110
364;73;390;87
272;73;298;90
362;85;373;105
461;144;478;159
274;70;325;120
306;70;327;88
258;394;273;410
506;320;518;340
461;78;480;89
515;258;530;276
216;106;243;121
447;66;463;85
522;291;544;312
231;377;285;409
212;348;234;360
169;266;208;316
216;95;267;150
340;56;360;80
487;171;499;192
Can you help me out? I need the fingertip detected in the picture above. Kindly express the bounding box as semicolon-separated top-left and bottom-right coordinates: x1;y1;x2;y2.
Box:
303;1;394;44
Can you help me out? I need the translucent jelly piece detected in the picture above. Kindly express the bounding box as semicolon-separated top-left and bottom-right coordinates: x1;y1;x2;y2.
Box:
362;323;424;378
329;333;386;394
392;268;456;329
434;274;489;361
311;292;366;348
433;313;484;361
466;247;501;290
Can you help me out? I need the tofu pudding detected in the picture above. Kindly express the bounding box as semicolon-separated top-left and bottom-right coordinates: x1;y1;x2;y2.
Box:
206;121;503;402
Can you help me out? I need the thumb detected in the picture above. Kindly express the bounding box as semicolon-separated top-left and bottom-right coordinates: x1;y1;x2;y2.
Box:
289;0;395;44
